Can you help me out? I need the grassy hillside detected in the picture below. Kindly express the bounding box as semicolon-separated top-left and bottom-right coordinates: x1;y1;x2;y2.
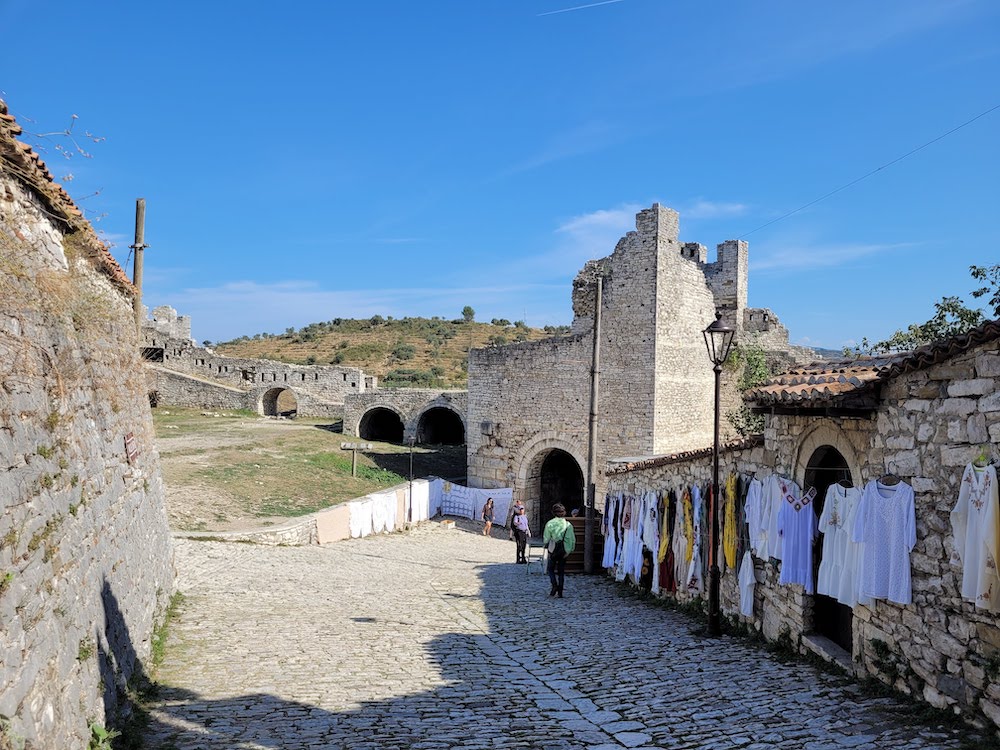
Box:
214;316;571;388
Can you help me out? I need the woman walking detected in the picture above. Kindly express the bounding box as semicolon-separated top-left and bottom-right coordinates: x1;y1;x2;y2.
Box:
543;503;576;598
481;498;495;536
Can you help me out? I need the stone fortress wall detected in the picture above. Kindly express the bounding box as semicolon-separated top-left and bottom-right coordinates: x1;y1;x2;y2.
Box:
467;204;812;528
142;306;376;417
342;389;468;444
605;334;1000;733
0;102;174;748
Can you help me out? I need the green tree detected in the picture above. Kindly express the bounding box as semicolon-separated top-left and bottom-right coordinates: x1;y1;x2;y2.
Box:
854;264;999;355
462;306;475;323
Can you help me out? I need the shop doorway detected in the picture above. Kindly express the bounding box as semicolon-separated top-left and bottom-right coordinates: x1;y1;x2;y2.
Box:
537;449;584;527
804;444;854;653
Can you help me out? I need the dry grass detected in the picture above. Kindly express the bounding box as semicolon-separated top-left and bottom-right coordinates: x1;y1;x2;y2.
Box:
216;318;567;387
153;408;466;532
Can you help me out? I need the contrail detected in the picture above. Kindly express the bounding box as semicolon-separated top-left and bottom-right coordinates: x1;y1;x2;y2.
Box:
537;0;626;17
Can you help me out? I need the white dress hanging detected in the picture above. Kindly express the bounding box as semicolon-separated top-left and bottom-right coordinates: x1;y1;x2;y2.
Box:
817;484;862;600
950;464;1000;612
853;480;916;605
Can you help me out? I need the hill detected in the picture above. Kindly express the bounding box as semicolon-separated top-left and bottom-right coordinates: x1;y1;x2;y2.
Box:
214;315;571;388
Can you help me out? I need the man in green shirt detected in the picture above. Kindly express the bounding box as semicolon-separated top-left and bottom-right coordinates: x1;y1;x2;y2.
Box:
543;503;576;598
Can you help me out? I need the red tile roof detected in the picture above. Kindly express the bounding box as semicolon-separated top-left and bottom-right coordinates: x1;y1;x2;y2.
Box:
605;435;763;475
0;99;134;294
748;318;1000;409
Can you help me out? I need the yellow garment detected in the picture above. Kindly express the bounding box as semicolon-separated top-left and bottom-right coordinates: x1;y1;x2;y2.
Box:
723;473;738;569
683;489;694;563
657;491;671;564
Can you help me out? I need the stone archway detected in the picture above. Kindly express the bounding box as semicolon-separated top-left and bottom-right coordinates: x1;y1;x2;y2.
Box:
358;407;405;443
261;387;297;417
415;406;465;445
513;433;588;530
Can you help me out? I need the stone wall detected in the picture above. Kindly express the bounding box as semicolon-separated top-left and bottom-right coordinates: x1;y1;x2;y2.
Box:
603;336;1000;732
468;204;808;530
0;138;173;748
343;389;467;442
142;310;374;416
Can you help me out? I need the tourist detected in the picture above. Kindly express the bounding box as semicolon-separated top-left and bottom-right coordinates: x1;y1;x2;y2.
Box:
481;498;495;536
543;503;576;598
511;505;530;563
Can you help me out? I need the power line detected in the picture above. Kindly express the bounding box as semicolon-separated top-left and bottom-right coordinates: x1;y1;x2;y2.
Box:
738;101;1000;239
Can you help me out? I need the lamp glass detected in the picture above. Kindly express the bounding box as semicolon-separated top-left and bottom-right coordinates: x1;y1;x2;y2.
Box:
703;314;736;366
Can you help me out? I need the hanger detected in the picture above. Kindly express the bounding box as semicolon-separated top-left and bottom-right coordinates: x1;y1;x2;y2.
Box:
973;444;992;469
878;462;902;486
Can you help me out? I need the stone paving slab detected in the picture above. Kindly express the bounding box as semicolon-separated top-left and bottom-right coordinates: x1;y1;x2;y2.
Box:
143;521;974;749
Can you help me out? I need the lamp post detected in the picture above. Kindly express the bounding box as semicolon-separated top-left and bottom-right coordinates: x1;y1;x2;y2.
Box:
407;437;415;524
703;312;736;637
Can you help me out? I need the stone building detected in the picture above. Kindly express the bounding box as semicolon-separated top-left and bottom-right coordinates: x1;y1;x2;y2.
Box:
141;307;376;417
467;204;811;528
0;101;174;747
343;389;468;446
605;319;1000;732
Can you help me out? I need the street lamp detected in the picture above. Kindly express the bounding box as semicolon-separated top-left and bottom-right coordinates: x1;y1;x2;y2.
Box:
407;437;415;524
703;312;736;637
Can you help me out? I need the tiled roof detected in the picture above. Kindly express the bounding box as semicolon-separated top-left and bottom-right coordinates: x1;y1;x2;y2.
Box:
606;435;763;475
0;100;133;293
747;318;1000;409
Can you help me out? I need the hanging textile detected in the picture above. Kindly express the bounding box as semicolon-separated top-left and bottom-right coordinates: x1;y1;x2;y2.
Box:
686;486;704;594
738;550;756;617
950;464;1000;612
723;473;738;570
853;479;916;605
744;477;765;557
816;484;862;604
777;488;818;593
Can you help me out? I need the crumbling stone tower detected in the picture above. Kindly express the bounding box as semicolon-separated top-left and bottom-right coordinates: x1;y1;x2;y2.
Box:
467;204;800;525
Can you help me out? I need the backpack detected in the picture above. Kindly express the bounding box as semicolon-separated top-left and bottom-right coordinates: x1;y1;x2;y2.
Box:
547;520;570;560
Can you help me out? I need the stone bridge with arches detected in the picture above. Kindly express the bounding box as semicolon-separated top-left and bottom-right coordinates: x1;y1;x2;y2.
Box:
343;389;468;446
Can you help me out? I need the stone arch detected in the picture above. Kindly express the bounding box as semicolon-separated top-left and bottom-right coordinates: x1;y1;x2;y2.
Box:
260;387;298;417
414;404;466;445
792;421;862;490
358;407;405;443
513;432;587;529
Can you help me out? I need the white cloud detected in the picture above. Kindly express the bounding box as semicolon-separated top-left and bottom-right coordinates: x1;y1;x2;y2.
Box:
682;200;748;220
500;120;620;176
752;241;913;273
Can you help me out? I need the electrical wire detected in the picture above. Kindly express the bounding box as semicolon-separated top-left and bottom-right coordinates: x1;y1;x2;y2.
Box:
738;102;1000;239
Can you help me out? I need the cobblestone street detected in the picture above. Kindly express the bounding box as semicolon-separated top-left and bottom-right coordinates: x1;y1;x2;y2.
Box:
144;523;972;750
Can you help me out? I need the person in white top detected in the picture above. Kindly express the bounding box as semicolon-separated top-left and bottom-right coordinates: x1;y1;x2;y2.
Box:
950;463;1000;612
510;505;531;563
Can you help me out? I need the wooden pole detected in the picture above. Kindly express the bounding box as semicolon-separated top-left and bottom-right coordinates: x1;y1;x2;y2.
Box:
584;276;603;574
131;198;148;329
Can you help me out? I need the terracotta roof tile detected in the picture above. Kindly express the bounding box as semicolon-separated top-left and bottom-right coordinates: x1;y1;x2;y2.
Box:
748;319;1000;408
0;99;133;294
606;435;763;475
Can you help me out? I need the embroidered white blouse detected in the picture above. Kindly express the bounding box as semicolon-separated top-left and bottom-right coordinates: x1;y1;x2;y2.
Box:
950;464;1000;612
852;479;916;605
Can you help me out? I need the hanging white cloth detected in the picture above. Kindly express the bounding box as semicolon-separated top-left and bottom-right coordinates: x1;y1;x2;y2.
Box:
349;499;374;538
817;484;862;601
853;479;916;605
950;464;1000;612
743;477;765;557
738;551;756;617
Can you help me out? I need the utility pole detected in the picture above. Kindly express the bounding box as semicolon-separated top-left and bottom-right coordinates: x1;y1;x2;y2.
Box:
584;276;603;574
130;198;148;329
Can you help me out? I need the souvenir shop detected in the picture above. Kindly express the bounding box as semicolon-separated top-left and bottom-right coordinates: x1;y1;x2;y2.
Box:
603;319;1000;731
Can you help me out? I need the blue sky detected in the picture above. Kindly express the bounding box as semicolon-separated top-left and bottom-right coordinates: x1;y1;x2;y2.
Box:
3;0;998;348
